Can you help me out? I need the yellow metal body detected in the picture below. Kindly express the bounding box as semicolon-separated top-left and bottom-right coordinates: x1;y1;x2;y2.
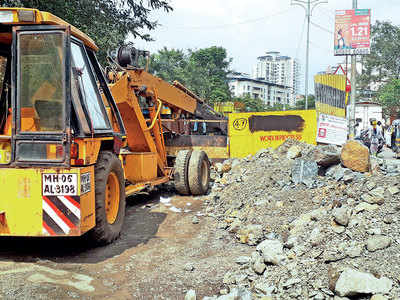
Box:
125;70;198;114
229;110;317;158
71;138;103;166
0;166;95;236
109;73;168;178
105;172;120;224
122;152;157;182
0;7;97;50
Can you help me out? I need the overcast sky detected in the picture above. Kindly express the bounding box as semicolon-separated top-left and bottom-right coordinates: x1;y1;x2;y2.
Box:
134;0;400;94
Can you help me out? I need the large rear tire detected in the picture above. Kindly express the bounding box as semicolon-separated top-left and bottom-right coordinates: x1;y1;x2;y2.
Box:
188;150;210;195
174;150;192;195
90;151;126;245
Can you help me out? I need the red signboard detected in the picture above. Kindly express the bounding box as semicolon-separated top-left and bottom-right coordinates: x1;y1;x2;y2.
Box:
334;9;371;56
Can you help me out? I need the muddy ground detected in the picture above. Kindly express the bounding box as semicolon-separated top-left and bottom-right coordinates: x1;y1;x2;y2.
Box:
0;190;249;300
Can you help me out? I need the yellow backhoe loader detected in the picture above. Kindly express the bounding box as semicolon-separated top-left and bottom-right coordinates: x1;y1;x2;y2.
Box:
0;8;227;244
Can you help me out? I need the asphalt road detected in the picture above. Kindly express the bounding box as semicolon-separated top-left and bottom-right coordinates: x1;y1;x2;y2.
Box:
379;146;400;162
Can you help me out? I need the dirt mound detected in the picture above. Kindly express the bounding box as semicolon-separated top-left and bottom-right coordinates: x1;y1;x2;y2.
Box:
197;141;400;299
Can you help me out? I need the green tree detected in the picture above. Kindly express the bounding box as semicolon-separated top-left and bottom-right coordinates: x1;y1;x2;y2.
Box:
265;103;285;111
149;47;187;84
187;47;231;104
293;95;315;110
360;21;400;90
377;79;400;117
234;95;264;112
2;0;172;64
149;46;232;104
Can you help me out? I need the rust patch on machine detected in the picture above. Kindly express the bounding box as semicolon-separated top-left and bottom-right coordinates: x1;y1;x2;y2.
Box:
248;115;305;133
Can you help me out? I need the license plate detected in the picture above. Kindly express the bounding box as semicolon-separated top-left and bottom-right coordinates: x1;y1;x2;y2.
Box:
0;11;13;23
42;174;78;196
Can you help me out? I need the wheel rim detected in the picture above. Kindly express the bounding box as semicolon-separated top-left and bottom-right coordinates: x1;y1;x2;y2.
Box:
105;172;120;224
200;160;209;188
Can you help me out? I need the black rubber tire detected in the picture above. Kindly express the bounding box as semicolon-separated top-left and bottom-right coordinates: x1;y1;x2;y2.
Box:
89;151;126;245
188;150;210;195
174;150;192;195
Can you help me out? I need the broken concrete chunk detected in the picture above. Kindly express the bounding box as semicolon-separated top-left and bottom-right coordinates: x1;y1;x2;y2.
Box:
335;268;393;297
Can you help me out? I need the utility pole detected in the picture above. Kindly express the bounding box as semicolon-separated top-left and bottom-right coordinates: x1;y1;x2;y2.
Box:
291;0;327;109
349;0;357;139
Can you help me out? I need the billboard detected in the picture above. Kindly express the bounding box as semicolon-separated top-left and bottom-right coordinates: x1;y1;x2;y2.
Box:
229;110;317;158
334;9;371;56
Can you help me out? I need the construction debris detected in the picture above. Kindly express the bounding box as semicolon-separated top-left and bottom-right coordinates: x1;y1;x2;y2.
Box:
197;139;400;299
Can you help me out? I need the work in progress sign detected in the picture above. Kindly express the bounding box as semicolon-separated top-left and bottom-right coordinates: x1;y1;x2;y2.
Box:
317;114;348;146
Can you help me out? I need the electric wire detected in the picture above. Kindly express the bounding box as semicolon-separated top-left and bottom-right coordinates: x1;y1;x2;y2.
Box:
310;20;334;34
318;6;336;22
163;8;293;30
309;40;333;55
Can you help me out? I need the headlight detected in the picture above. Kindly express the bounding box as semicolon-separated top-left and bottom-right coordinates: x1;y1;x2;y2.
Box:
18;10;35;22
0;11;13;23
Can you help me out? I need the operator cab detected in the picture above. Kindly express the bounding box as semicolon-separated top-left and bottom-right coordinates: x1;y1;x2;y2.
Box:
0;8;125;167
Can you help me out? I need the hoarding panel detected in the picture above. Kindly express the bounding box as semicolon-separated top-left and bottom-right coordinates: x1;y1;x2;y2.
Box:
334;9;371;56
314;74;348;118
229;110;317;158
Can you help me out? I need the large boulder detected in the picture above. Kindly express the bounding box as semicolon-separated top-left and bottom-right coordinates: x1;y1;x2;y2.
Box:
311;145;341;167
341;140;370;173
335;268;393;297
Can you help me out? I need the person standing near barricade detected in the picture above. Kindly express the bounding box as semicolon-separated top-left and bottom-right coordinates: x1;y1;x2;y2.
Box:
368;120;384;156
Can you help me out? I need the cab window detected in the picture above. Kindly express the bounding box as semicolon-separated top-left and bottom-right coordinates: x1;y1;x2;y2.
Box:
71;42;109;130
18;32;65;132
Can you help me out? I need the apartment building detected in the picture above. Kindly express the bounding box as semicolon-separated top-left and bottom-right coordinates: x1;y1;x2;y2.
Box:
228;72;291;107
252;51;300;105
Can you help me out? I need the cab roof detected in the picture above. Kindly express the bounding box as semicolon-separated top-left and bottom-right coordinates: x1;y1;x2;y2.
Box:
0;7;98;51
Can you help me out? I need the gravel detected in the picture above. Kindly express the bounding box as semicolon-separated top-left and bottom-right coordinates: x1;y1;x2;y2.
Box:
198;139;400;299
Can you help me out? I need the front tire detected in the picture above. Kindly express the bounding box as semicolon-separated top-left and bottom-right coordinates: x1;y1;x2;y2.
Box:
90;151;126;245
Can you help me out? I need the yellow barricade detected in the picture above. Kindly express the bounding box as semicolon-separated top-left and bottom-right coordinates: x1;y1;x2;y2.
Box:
229;110;317;158
314;74;348;118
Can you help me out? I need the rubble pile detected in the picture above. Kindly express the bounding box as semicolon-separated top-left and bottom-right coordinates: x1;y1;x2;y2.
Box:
197;139;400;299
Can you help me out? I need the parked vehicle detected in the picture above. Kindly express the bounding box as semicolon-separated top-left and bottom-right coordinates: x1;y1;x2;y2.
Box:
0;7;227;245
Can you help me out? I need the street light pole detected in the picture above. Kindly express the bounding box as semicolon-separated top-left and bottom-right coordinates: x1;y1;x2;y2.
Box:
349;0;357;139
291;0;328;110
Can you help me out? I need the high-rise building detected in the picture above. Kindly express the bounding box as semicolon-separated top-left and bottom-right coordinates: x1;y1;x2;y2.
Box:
252;51;300;106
